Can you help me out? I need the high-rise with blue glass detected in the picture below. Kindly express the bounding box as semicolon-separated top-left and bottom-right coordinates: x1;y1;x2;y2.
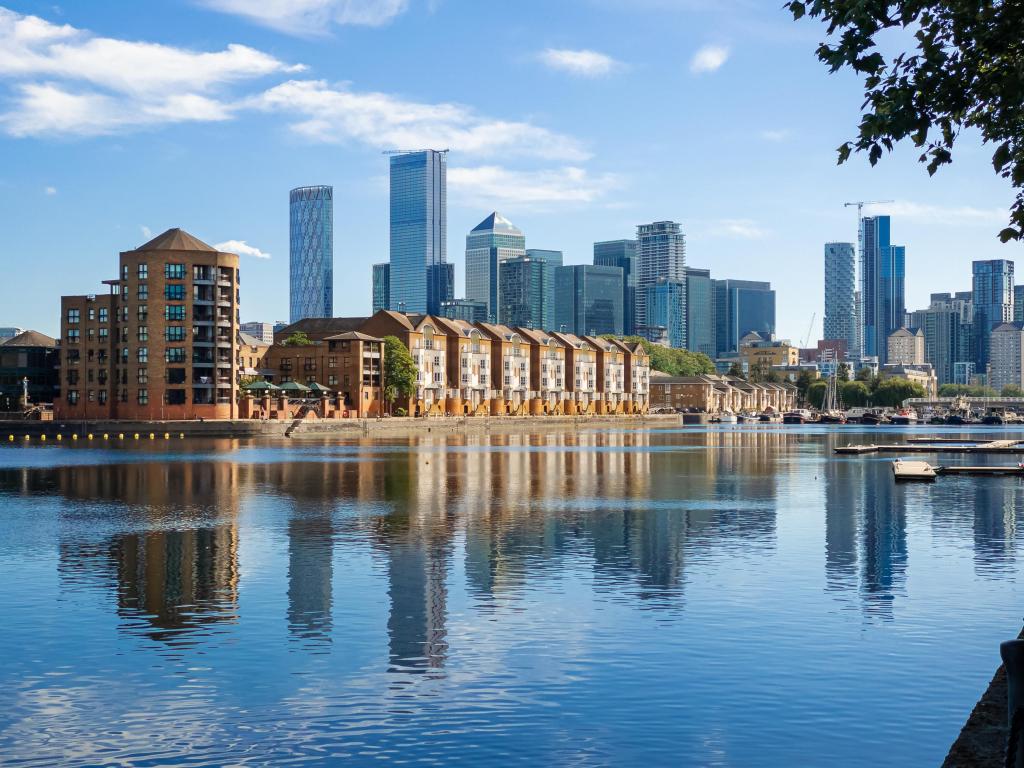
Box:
289;185;333;324
713;279;776;356
372;263;390;313
644;278;686;348
554;265;624;337
972;259;1015;372
465;212;525;322
594;240;637;335
685;267;715;356
824;242;857;359
389;150;447;314
859;215;905;363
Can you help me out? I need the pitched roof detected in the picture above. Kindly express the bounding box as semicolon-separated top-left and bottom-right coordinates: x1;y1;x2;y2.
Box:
471;212;521;234
324;331;383;342
238;332;269;347
274;317;370;342
0;330;56;348
132;228;217;253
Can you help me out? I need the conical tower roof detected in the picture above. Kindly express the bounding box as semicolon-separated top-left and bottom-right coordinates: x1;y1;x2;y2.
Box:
134;228;217;252
471;212;521;234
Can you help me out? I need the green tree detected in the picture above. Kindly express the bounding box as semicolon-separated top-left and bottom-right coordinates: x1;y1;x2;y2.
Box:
786;0;1024;241
837;362;851;381
873;378;927;408
939;383;999;397
795;369;816;400
382;335;417;415
806;380;828;409
855;366;873;382
605;336;716;376
1002;385;1024;397
840;380;871;407
727;362;745;379
282;331;314;347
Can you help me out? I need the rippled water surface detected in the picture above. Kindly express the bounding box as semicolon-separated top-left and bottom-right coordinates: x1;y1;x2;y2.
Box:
1;425;1022;766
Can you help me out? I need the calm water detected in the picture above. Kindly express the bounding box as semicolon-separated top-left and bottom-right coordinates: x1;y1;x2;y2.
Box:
1;426;1022;767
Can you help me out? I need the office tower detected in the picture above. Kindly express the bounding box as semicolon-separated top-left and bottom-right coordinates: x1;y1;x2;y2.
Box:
525;249;563;330
1015;286;1024;323
465;212;525;322
554;265;624;336
594;240;637;335
499;255;546;329
636;221;686;330
389;149;447;314
972;259;1015;371
860;215;905;363
289;185;333;324
908;292;974;385
440;298;488;323
56;228;240;420
643;278;686;348
989;322;1024;392
886;327;925;365
824;242;857;358
427;262;454;315
685;267;715;356
239;321;274;344
372;263;390;313
713;279;776;356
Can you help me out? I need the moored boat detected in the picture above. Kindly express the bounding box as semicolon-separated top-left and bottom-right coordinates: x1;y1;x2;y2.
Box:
861;411;889;425
783;409;814;424
891;409;918;426
759;412;782;423
818;410;847;424
718;411;738;424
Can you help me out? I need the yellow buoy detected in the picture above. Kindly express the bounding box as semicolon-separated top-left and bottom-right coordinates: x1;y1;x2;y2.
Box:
7;435;12;442
56;434;62;441
179;433;185;439
72;434;78;441
149;433;154;440
133;433;139;440
164;433;170;440
23;435;29;441
88;434;93;440
118;433;124;440
102;433;108;440
40;434;46;441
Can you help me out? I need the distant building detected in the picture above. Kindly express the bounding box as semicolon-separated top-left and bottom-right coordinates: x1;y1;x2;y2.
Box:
440;298;488;324
525;249;563;331
860;215;905;363
499;255;547;330
240;322;275;345
1015;285;1024;323
554;265;624;337
636;221;685;332
953;361;976;386
594;240;637;335
879;364;938;398
426;262;454;315
642;277;686;348
824;242;857;358
886;327;925;365
0;330;58;409
972;259;1015;372
989;321;1024;392
738;332;799;371
0;327;25;344
465;212;524;323
685;267;714;357
372;263;390;313
908;291;974;385
289;185;333;324
713;279;776;356
389;150;447;314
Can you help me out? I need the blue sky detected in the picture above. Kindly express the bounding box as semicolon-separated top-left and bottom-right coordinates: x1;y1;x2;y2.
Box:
0;0;1020;340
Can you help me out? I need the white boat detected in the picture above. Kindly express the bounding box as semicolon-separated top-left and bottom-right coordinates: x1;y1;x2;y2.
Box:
891;409;919;426
892;459;938;481
718;411;738;424
737;411;760;423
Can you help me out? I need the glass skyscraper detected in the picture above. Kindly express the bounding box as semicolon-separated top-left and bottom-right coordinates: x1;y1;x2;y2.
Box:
499;255;546;329
685;267;714;356
636;222;686;332
824;242;857;359
427;262;454;315
289;185;333;324
713;279;776;356
860;216;905;363
972;259;1015;371
524;248;562;330
465;212;525;322
389;150;446;314
554;265;624;337
594;240;637;335
372;263;390;313
908;292;974;384
644;278;686;348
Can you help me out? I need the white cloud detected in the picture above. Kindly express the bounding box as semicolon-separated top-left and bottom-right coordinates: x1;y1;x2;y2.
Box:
214;239;271;258
44;185;56;194
703;218;770;240
760;129;789;142
0;7;301;136
538;48;621;77
864;200;1005;224
197;0;409;35
690;44;729;74
254;79;590;160
140;225;152;239
448;165;618;208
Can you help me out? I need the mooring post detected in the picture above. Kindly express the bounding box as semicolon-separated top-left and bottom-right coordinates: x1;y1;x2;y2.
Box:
1001;640;1024;767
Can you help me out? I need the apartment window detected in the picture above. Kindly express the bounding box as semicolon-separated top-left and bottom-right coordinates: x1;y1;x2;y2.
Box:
121;285;128;301
137;284;149;300
99;308;108;323
137;389;148;405
67;390;79;405
328;375;338;386
99;328;108;341
280;360;293;372
66;309;80;324
165;263;186;280
87;369;94;384
88;308;95;321
462;373;469;384
165;284;185;300
67;349;80;364
137;326;148;341
504;361;510;371
504;376;511;386
304;357;316;371
137;347;148;363
67;371;79;385
138;305;148;322
87;390;95;402
165;305;186;320
165;326;185;342
66;329;80;343
166;368;186;385
328;357;337;368
87;328;95;341
98;390;108;405
165;389;186;405
165;348;185;363
137;368;148;384
343;374;351;386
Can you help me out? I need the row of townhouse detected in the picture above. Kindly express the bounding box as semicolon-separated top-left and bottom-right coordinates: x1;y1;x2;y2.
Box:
264;310;651;418
649;373;797;414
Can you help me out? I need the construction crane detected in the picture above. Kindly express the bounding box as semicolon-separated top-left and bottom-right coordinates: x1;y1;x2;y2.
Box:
382;149;450;155
801;312;817;348
844;199;894;235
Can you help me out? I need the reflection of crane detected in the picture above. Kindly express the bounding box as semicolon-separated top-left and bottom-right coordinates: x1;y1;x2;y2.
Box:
801;312;817;348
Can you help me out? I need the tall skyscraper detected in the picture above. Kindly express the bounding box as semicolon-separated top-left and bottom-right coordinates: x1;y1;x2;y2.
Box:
289;185;333;324
499;255;546;329
465;212;525;322
908;292;974;385
389;150;447;314
1015;285;1024;323
644;278;686;348
860;215;905;363
972;259;1015;372
525;249;562;330
824;242;857;358
685;267;715;357
713;279;776;356
426;262;454;315
594;240;637;335
372;263;390;313
554;265;624;337
636;221;686;331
